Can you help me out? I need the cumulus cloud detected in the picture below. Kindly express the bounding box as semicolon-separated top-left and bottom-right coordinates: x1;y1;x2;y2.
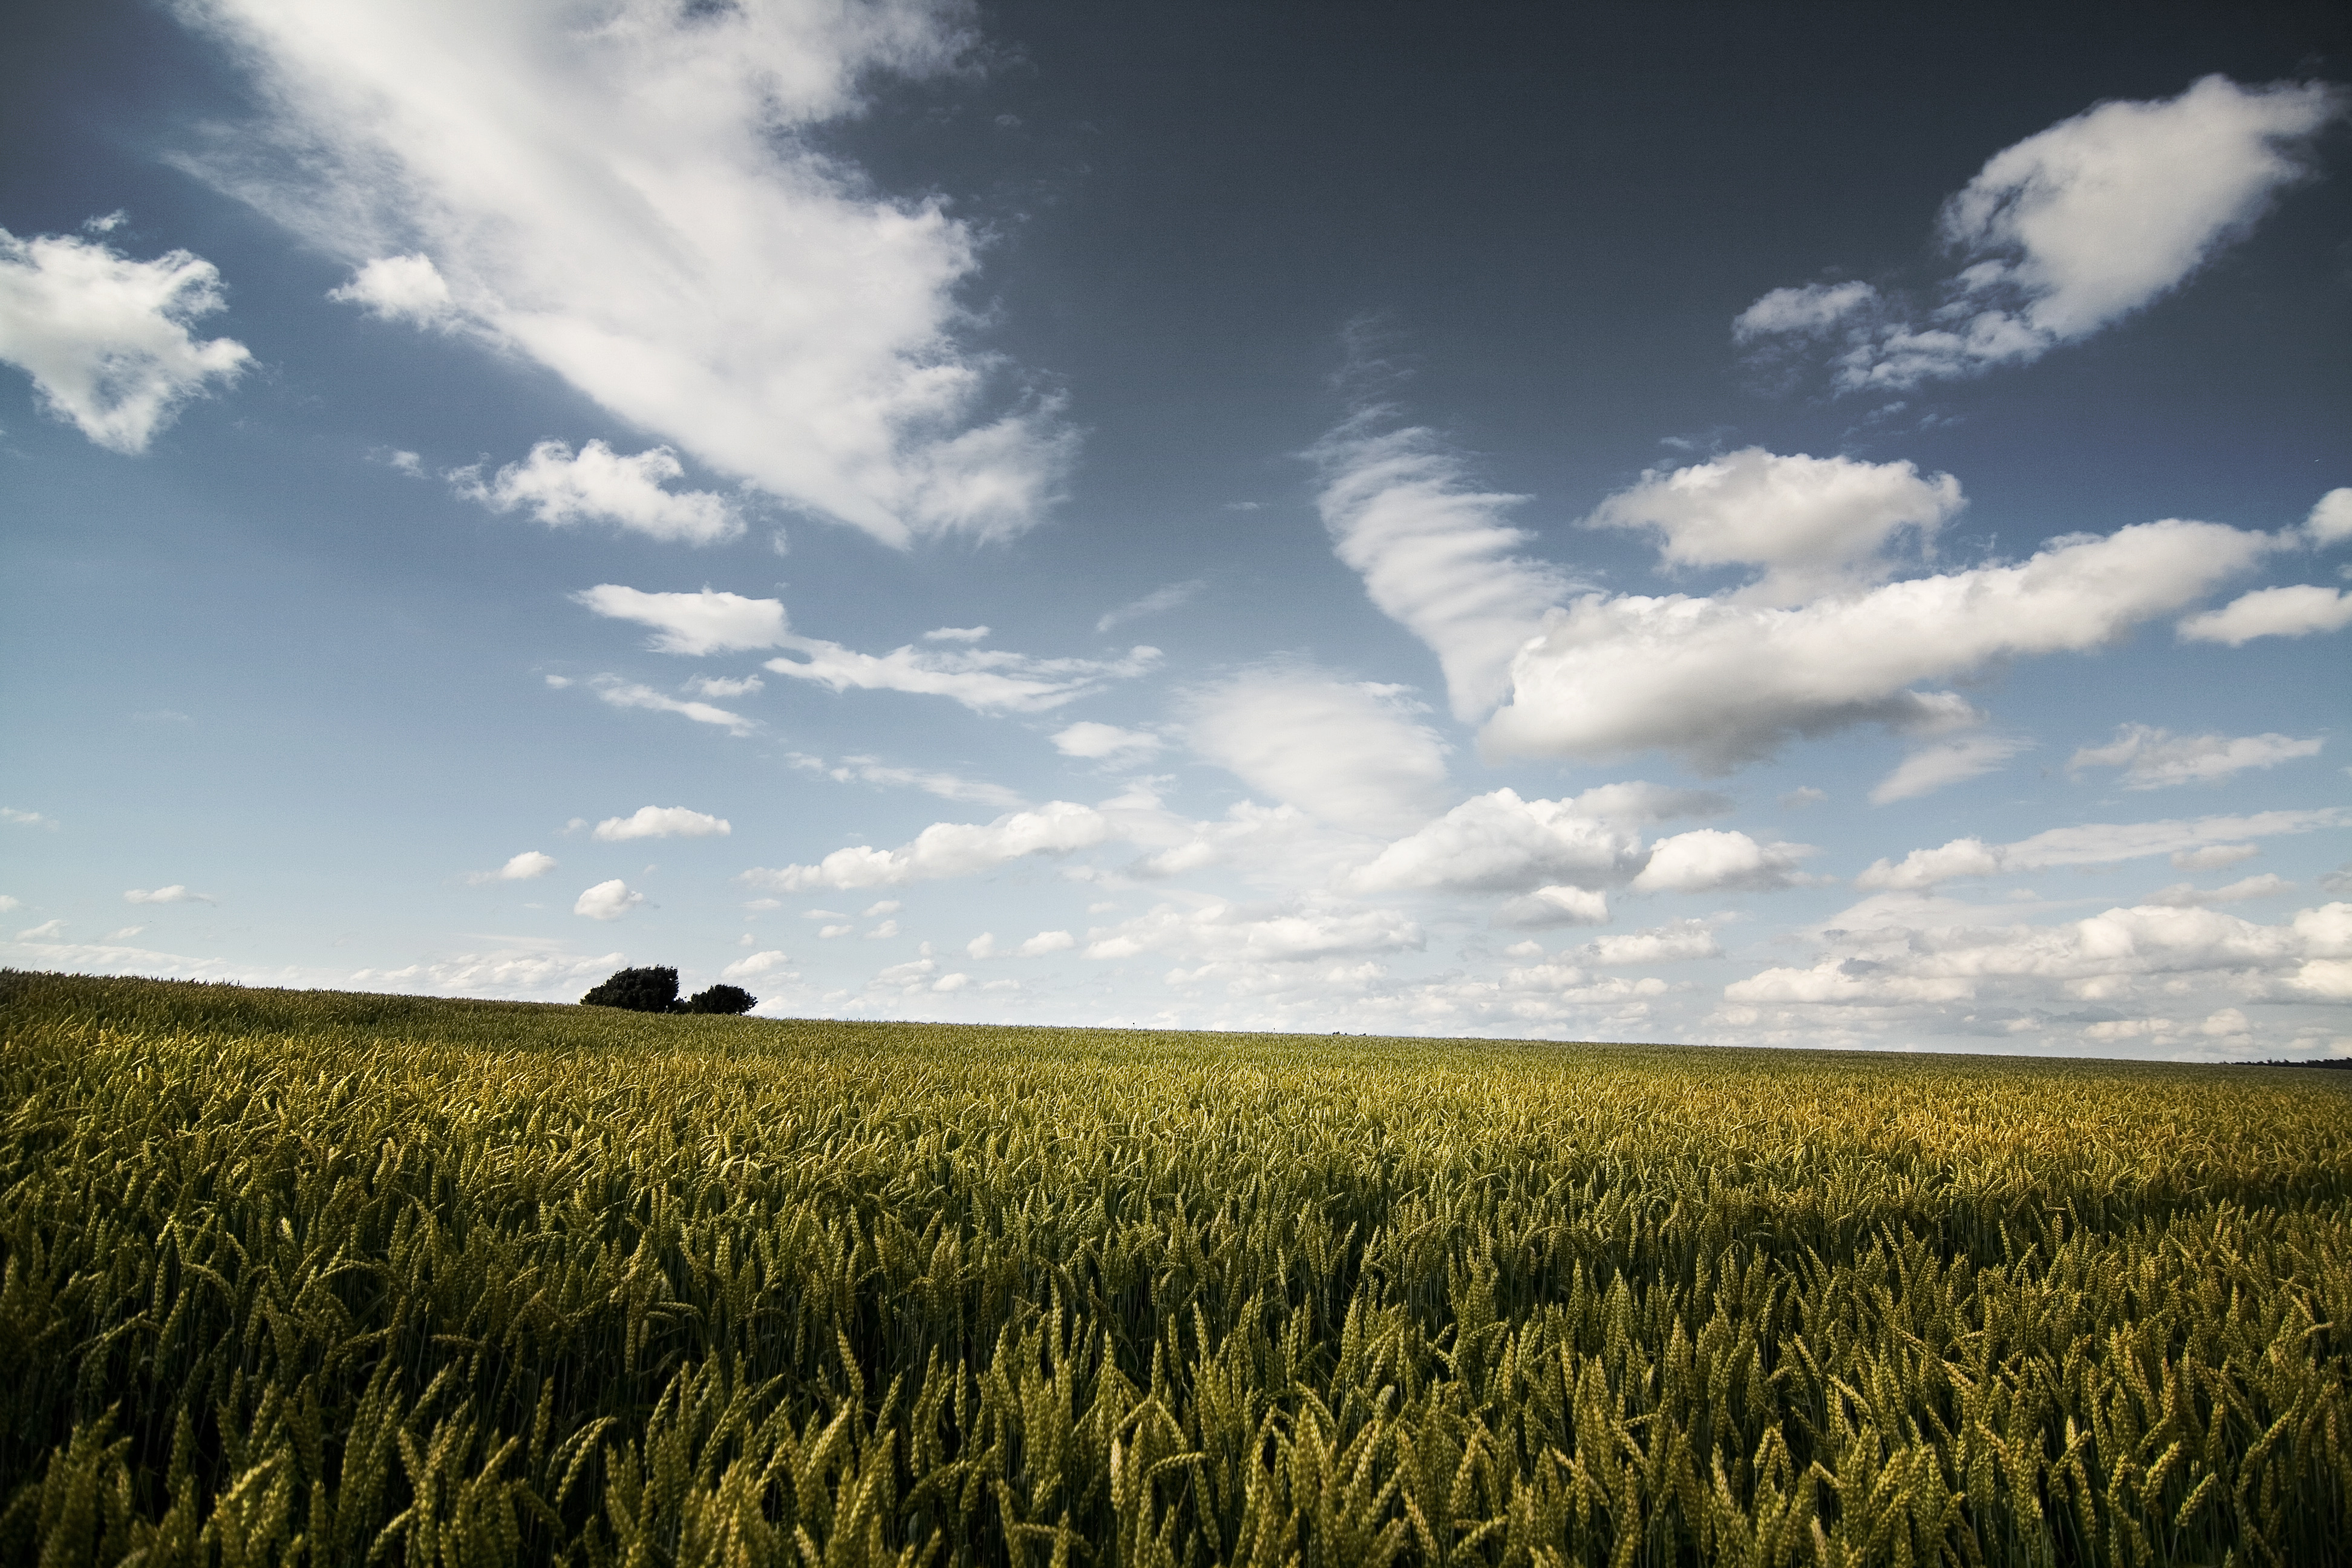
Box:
1630;829;1814;894
1186;667;1452;836
575;586;789;655
2177;584;2352;645
1871;732;2033;803
181;0;1071;544
2307;489;2352;549
1052;722;1164;761
1736;77;2347;390
1350;788;1645;893
2068;724;2323;789
327;252;452;325
592;805;730;841
587;676;756;736
1491;886;1612;929
722;949;792;980
0;226;250;452
573;879;644;920
685;674;763;698
1585;448;1964;604
1018;929;1076;956
456;440;741;545
1313;416;1572;719
1576;920;1723;965
1856;807;2347;889
741;801;1111;892
467;850;556;884
1484;517;2275;771
125;884;212;904
1085;898;1423;964
1097;580;1204;634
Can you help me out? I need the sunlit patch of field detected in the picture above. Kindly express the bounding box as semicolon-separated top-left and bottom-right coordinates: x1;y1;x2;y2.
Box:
3;969;2347;1564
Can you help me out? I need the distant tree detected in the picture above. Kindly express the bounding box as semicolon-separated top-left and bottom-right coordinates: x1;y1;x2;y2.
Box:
580;965;679;1012
683;984;757;1015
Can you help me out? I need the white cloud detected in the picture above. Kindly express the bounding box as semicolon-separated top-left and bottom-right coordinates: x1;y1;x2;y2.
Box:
742;800;1111;892
932;972;970;992
2175;843;2259;872
1737;77;2347;389
1576;920;1723;965
588;676;756;736
789;752;1026;811
575;586;789;655
685;674;763;698
1586;448;1965;604
2143;874;2295;907
104;926;146;941
2068;724;2323;789
1313;416;1572;719
467;849;556;884
818;924;852;939
351;943;624;996
457;440;741;545
1491;886;1611;929
1630;829;1813;894
1186;667;1452;836
864;920;900;939
1560;782;1736;823
767;636;1159;714
1085;899;1423;964
573;879;644;920
2307;488;2352;548
922;626;988;642
1485;517;2275;771
181;0;1071;544
0;895;18;912
327;252;451;325
1871;732;2032;803
1052;722;1164;761
966;933;997;958
17;919;67;940
1097;580;1204;633
1350;788;1646;893
125;884;212;904
592;805;730;841
863;900;901;917
721;949;792;980
1857;808;2347;889
1018;930;1076;956
2;807;57;828
0;226;250;452
2177;584;2352;645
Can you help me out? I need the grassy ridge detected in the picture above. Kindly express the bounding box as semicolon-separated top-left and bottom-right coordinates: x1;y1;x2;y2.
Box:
2;970;2348;1566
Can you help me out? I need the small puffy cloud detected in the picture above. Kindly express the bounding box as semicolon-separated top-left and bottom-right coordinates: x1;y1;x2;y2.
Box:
932;972;970;992
0;895;18;911
1586;448;1964;604
742;800;1111;892
965;933;997;958
1492;886;1611;929
2143;874;2295;908
721;949;792;979
863;900;901;917
1630;829;1814;894
2307;489;2352;548
592;806;730;841
327;253;453;325
1052;722;1164;761
1737;77;2347;389
2177;584;2352;645
1857;807;2346;889
1313;416;1572;719
0;226;250;452
577;586;789;655
1576;920;1723;965
573;880;644;920
922;626;988;642
125;884;212;904
588;676;756;736
2068;724;2323;789
2;806;57;828
1186;667;1452;837
17;918;67;940
1872;733;2032;804
1485;518;2275;772
1097;580;1204;633
459;440;741;544
1351;789;1646;893
180;0;1071;545
1017;929;1076;956
685;674;763;698
467;850;556;884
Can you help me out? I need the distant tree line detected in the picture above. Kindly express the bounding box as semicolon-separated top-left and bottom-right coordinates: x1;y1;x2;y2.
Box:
580;966;754;1015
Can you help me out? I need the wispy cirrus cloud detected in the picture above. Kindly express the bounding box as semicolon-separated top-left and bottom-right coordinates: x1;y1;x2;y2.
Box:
2069;725;2323;790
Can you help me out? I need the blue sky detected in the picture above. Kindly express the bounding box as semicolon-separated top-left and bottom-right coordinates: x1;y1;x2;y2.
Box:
4;0;2349;1057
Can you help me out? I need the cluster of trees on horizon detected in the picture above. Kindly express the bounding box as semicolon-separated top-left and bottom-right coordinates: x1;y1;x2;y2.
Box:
580;965;754;1015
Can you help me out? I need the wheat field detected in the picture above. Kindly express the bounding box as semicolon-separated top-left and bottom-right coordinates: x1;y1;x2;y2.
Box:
2;970;2348;1566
